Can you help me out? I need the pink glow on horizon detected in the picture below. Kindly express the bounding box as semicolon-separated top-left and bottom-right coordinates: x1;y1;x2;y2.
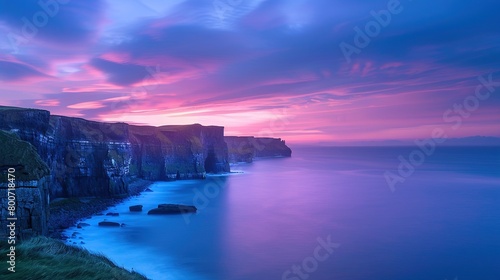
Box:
2;59;496;144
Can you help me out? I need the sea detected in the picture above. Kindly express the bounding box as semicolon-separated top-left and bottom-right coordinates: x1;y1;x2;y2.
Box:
63;146;500;280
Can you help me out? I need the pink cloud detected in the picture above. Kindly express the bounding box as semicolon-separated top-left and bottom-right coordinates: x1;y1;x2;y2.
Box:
68;101;106;109
99;52;132;64
35;99;60;107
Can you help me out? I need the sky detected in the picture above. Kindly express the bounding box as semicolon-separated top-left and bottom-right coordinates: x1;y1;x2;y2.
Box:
0;0;499;144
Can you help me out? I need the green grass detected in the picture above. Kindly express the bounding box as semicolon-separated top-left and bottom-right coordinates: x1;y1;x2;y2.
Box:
0;105;27;111
0;237;148;280
0;130;50;182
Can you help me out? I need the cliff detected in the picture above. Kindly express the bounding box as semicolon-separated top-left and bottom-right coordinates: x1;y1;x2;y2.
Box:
225;136;292;163
0;106;230;200
46;115;132;198
0;130;50;240
128;124;229;180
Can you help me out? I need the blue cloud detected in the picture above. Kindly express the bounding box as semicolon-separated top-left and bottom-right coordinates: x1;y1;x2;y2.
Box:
0;60;48;81
89;58;152;86
0;0;105;47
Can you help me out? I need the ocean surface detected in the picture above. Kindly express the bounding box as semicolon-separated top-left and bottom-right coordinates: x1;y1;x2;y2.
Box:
64;146;500;280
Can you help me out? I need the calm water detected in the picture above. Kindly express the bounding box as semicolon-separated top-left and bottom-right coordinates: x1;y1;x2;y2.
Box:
64;146;500;280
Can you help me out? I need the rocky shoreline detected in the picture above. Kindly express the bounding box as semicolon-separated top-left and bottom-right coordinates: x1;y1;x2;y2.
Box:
49;179;153;239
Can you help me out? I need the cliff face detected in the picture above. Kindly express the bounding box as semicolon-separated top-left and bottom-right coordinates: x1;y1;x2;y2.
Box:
225;136;292;163
128;124;229;180
47;116;132;198
0;130;50;240
0;106;230;200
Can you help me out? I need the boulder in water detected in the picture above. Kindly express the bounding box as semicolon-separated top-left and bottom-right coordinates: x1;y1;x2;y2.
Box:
98;221;121;227
148;204;197;215
129;205;143;212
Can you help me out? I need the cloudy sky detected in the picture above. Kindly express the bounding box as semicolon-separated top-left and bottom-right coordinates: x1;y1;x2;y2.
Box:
0;0;499;143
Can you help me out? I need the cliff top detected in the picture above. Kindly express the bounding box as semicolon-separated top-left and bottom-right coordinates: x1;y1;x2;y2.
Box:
49;115;130;142
0;105;48;112
131;123;224;132
0;106;225;136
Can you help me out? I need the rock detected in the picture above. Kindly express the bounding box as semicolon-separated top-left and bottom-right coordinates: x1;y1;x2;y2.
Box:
148;204;197;215
129;205;143;212
98;221;121;227
77;223;90;228
144;188;153;192
80;241;85;244
106;212;119;216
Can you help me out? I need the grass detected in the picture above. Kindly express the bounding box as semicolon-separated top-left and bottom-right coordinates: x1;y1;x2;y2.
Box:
0;105;28;111
0;237;148;280
0;130;50;182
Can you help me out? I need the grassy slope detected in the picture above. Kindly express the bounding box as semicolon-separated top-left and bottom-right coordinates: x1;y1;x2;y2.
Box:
0;237;148;280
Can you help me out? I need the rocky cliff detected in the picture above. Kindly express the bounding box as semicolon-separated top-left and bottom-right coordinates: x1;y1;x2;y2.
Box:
0;106;230;200
47;115;132;198
225;136;292;163
128;124;229;180
0;130;50;240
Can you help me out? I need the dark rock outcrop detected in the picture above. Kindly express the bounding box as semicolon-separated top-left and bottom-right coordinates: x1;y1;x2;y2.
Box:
0;106;230;200
0;130;50;240
225;136;292;163
129;205;143;212
148;204;197;215
98;221;121;227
